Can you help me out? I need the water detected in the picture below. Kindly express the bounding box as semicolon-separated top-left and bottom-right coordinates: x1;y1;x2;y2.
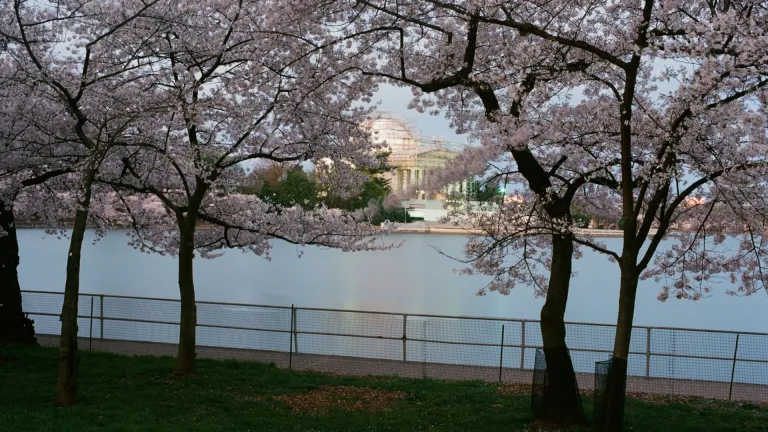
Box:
17;228;768;333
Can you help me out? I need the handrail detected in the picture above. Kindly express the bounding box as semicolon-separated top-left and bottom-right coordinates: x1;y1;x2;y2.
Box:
20;287;768;394
26;310;768;367
20;289;768;337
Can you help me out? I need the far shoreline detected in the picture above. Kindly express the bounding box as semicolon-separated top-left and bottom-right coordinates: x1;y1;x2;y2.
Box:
14;221;642;238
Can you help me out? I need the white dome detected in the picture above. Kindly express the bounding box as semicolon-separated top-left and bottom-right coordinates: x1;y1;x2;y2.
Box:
361;112;422;156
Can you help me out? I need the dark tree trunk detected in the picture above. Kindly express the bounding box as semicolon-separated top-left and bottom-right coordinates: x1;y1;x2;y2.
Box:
175;217;197;375
537;232;587;426
599;269;639;432
0;204;37;345
54;178;94;406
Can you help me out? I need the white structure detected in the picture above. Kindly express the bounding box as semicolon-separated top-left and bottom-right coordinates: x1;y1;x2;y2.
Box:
360;112;471;199
400;198;502;222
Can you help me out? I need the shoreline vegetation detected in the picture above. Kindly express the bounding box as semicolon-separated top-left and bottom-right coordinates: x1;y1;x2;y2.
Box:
13;220;645;238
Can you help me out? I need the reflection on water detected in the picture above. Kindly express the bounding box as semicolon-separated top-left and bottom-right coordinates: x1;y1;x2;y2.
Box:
18;229;768;332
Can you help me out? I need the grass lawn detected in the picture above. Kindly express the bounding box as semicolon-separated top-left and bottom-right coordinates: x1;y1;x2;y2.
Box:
1;345;766;432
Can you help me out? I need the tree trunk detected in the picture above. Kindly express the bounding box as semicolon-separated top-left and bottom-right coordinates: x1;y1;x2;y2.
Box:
599;270;639;432
0;204;37;345
175;218;197;375
54;180;94;406
537;232;587;426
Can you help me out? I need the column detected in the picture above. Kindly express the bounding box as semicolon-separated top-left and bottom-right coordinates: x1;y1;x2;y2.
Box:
419;169;424;199
404;169;409;192
404;169;410;191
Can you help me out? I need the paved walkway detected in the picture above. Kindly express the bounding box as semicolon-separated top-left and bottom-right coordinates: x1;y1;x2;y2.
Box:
37;335;767;403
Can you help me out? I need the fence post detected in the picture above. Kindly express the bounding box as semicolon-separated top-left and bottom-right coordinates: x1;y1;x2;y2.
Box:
289;305;294;371
520;320;526;369
499;324;505;382
421;320;427;379
645;327;651;378
402;314;408;362
89;296;94;351
292;307;299;354
99;295;104;340
729;333;740;401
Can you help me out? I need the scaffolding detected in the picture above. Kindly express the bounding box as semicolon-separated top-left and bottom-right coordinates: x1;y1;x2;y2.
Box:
360;111;469;168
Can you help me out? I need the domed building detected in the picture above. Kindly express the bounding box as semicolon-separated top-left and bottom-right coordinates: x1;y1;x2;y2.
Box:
361;112;470;199
360;112;422;155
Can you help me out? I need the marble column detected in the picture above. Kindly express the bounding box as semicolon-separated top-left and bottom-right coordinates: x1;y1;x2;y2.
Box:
406;169;411;191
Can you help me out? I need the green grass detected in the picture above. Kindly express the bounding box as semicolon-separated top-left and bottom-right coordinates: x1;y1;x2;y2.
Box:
0;345;766;432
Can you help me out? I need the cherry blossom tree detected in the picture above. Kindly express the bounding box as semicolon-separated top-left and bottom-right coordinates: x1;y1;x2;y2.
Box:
316;1;768;429
572;2;768;426
93;0;398;375
1;0;174;405
0;58;75;345
309;0;621;424
3;0;395;401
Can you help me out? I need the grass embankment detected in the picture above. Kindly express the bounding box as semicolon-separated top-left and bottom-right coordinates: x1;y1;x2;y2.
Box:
0;345;765;432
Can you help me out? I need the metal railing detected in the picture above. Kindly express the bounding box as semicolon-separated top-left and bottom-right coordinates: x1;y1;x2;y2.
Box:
20;290;768;403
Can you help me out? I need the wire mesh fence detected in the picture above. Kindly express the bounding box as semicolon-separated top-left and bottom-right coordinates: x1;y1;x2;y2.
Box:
531;349;548;418
593;358;620;432
20;290;768;403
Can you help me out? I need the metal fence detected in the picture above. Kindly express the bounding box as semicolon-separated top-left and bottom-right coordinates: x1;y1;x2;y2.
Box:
20;290;768;403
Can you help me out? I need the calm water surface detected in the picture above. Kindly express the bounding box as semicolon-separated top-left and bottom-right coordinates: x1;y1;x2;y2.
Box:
17;229;768;333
